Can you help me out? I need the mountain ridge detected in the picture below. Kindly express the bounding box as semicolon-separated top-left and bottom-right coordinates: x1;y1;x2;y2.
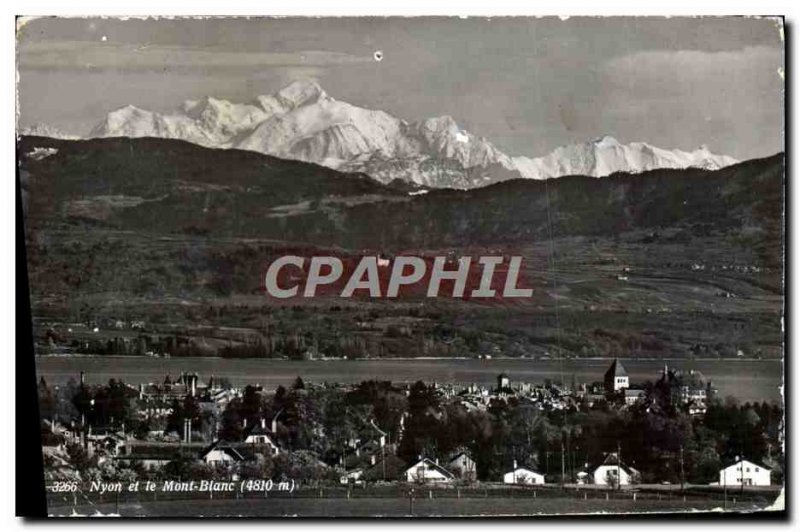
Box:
39;79;739;188
18;135;781;253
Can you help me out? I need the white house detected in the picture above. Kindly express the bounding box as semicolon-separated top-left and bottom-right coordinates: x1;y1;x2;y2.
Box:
201;441;247;466
719;459;771;486
594;464;631;487
339;468;365;485
624;389;646;406
404;458;455;483
504;463;545;485
592;453;638;487
243;419;280;456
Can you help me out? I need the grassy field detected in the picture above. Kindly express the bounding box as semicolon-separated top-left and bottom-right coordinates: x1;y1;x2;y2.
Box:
48;484;781;517
50;495;772;517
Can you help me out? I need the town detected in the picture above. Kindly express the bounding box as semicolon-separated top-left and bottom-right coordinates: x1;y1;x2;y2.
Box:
38;358;783;500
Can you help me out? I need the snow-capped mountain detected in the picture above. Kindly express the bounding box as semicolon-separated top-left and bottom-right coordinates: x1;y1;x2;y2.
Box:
86;79;737;188
512;135;738;180
18;123;79;140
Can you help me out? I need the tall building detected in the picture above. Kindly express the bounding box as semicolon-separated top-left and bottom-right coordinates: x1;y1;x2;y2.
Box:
604;359;629;393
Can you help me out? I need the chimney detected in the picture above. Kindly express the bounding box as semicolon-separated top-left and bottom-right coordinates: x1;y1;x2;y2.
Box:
139;383;144;400
272;417;277;434
435;458;439;465
261;418;266;430
121;422;125;438
243;418;247;429
513;459;517;470
50;418;55;433
191;375;196;397
371;454;376;466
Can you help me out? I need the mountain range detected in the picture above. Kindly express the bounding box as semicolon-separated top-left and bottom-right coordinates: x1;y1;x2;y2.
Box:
80;79;737;189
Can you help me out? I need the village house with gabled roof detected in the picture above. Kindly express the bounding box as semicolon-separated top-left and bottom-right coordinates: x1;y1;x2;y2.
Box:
718;458;771;486
200;440;256;466
589;452;640;487
404;457;456;483
242;418;280;456
503;460;545;485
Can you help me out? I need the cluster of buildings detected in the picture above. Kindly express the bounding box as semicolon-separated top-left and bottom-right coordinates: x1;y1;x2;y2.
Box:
40;360;771;487
440;358;715;418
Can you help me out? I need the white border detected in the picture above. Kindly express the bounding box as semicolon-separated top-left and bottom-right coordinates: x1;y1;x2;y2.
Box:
2;2;795;531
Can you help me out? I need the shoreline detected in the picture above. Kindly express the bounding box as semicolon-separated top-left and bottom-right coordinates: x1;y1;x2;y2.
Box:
34;354;782;363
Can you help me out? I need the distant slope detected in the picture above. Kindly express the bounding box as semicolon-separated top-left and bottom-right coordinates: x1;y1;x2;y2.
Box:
19;135;407;236
19;136;782;264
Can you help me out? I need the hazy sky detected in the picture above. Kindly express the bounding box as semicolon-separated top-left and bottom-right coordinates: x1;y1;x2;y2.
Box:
17;16;784;160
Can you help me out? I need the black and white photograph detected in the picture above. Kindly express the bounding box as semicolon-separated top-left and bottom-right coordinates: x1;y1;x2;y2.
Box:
14;14;785;518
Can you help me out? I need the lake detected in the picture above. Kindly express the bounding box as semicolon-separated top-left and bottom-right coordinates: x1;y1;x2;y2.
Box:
34;356;783;404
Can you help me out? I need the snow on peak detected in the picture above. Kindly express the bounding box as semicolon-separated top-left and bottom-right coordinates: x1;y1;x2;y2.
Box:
273;79;329;109
18;123;79;140
410;115;514;171
86;79;739;189
593;135;621;148
419;115;459;132
513;138;738;180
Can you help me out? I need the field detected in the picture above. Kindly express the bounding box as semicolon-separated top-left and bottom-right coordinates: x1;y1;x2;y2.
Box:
48;485;781;517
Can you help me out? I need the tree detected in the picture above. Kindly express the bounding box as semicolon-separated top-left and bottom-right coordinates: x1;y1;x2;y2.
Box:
218;399;244;441
66;442;92;472
399;381;443;463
